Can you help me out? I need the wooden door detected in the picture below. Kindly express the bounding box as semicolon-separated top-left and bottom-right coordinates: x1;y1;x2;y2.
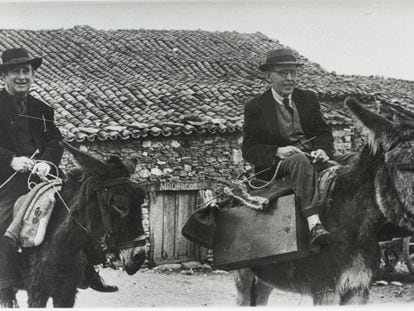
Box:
148;190;207;264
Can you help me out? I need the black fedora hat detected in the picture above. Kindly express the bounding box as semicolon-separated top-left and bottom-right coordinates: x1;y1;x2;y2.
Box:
0;48;42;72
259;48;303;71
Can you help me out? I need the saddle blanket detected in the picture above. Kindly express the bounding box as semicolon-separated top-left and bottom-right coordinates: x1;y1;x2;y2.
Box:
213;193;309;270
212;166;340;270
5;179;62;248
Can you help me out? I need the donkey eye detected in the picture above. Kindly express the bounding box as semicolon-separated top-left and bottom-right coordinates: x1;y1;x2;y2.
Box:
111;196;130;211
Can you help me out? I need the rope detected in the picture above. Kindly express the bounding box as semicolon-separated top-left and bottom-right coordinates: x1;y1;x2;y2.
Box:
27;159;60;190
0;149;40;191
193;165;286;210
17;114;55;123
40;174;99;240
244;137;317;190
247;160;283;190
189;160;288;210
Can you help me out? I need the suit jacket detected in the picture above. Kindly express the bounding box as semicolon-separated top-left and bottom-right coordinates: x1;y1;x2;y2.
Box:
242;88;334;181
0;89;63;184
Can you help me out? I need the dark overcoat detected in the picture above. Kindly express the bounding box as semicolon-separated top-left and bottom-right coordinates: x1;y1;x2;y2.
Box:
0;88;63;288
241;88;334;180
0;89;63;185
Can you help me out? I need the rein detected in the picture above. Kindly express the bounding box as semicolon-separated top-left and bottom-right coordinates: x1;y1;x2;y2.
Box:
42;174;146;250
247;161;282;190
245;137;318;190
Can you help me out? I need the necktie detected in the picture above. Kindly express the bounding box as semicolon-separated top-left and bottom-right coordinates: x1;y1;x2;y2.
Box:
13;97;27;114
282;97;293;115
17;100;26;114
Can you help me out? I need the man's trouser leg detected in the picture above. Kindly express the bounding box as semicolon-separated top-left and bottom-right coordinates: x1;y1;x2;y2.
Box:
0;199;18;290
0;174;28;289
277;153;319;217
79;241;118;292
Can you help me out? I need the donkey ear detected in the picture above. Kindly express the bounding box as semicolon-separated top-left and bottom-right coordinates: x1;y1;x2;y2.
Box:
122;158;138;176
345;97;394;152
345;97;393;132
60;141;107;174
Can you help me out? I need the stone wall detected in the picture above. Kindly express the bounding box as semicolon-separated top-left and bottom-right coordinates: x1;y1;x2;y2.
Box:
61;133;247;182
62;129;359;179
332;126;353;155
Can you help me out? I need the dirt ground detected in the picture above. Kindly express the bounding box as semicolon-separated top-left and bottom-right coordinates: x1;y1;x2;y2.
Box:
15;266;414;308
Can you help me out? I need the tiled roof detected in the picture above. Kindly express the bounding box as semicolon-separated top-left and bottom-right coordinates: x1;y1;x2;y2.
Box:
0;26;413;141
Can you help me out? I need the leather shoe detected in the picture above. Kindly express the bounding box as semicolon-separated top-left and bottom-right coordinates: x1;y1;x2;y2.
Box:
80;264;118;293
309;223;332;250
89;271;118;293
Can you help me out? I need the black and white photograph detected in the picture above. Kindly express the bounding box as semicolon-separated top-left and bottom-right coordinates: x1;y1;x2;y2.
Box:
0;0;413;308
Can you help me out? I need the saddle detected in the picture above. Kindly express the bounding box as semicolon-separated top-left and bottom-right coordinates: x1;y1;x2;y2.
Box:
222;164;341;211
181;164;340;255
5;179;62;248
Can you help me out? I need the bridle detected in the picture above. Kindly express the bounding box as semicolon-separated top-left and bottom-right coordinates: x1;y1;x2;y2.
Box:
95;176;147;250
52;175;146;251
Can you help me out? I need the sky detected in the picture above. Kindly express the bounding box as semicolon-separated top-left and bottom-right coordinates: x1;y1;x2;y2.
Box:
0;0;413;80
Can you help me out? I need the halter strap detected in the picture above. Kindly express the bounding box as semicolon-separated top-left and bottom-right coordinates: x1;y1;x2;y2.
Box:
95;177;133;234
116;234;147;249
100;177;132;189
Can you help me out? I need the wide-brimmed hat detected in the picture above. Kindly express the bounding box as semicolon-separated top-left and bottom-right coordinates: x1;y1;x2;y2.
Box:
259;48;304;71
0;48;42;72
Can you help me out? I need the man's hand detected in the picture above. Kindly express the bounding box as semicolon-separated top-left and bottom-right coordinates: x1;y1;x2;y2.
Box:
310;149;329;163
31;162;51;180
10;156;35;173
276;146;303;159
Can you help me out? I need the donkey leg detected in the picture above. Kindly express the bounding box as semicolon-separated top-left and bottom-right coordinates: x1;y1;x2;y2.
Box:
233;269;273;306
340;287;369;305
27;289;49;308
254;277;273;306
0;288;19;308
52;283;78;308
233;269;254;306
312;289;340;305
52;272;81;307
336;254;373;305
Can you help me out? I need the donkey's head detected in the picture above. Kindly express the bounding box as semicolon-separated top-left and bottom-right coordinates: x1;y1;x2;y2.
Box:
62;141;146;275
346;98;414;231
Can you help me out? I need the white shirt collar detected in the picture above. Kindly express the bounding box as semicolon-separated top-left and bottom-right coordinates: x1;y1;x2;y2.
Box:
271;88;292;106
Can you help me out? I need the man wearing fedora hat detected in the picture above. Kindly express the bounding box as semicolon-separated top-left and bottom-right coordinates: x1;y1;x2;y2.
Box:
0;48;115;306
242;48;334;251
0;47;64;307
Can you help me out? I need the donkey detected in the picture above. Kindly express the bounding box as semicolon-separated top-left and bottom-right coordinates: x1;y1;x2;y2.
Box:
233;97;414;305
11;142;147;307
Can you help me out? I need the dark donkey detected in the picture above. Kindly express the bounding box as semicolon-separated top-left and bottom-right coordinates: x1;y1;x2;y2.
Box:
11;142;146;307
234;97;414;305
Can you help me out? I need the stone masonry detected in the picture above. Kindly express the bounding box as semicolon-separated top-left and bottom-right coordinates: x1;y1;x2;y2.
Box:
61;130;355;180
61;133;247;182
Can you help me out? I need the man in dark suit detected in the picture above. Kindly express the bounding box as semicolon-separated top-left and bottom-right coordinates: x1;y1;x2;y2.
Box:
242;49;334;250
0;48;64;307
